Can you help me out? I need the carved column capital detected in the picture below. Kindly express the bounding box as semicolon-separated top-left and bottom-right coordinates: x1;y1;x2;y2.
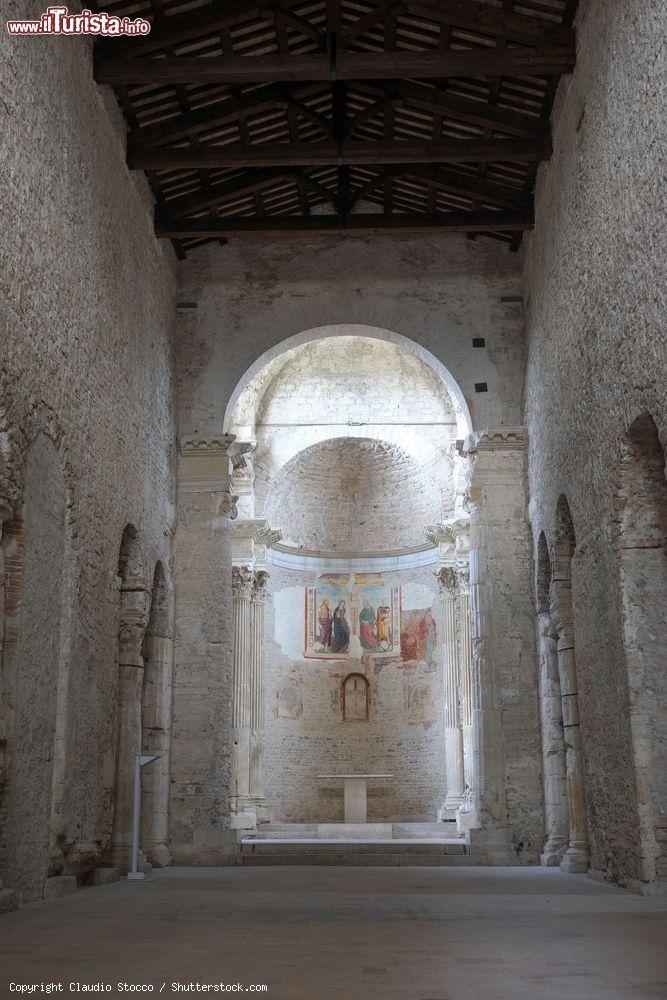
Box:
455;566;470;596
232;565;255;600
435;566;457;598
251;570;269;603
0;496;12;532
218;489;239;521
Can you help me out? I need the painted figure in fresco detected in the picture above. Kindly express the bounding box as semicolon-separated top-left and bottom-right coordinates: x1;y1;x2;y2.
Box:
376;603;392;650
331;600;350;653
318;598;332;648
359;600;377;651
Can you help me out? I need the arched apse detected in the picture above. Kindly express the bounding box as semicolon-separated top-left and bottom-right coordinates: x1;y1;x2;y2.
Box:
263;437;450;553
224;325;473;439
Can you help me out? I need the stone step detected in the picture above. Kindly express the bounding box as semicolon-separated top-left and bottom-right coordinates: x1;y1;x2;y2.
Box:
240;852;473;867
240;839;470;865
248;821;458;841
242;839;466;855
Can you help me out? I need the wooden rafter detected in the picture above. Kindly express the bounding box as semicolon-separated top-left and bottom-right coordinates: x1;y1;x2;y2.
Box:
92;0;578;253
156;210;533;238
96;48;575;86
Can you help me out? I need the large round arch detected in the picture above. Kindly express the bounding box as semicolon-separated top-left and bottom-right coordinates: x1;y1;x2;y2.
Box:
223;324;473;438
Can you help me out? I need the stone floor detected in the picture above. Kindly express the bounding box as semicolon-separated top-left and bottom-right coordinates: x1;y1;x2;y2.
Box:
1;867;666;1000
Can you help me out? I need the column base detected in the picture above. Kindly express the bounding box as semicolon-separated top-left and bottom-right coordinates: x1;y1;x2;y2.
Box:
560;844;590;874
468;825;517;865
143;841;171;868
540;835;567;867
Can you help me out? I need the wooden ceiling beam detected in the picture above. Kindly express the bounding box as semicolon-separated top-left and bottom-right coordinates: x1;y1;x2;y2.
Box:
404;0;575;47
96;0;301;59
164;167;295;216
127;85;289;149
130;137;550;170
341;1;406;44
396;165;532;210
96;48;575;87
391;81;547;137
155;210;533;238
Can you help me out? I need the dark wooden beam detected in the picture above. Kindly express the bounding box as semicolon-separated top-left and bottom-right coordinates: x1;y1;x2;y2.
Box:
97;0;303;59
127;85;290;149
397;166;533;211
391;81;547;138
130;137;550;170
404;0;575;47
341;1;406;44
96;48;575;87
164;168;295;217
155;210;533;238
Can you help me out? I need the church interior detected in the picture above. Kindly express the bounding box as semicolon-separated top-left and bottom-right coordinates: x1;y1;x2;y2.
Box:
1;1;665;997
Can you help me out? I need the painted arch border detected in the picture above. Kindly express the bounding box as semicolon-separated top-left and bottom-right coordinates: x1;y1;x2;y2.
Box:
222;323;474;438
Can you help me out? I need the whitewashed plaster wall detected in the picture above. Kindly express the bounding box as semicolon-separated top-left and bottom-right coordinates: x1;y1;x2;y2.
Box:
522;0;667;887
264;559;446;822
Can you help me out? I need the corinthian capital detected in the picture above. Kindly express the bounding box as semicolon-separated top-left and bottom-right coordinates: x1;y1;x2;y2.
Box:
251;570;269;603
232;565;255;600
436;566;457;597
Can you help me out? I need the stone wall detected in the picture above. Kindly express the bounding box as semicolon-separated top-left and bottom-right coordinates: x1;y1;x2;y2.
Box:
522;0;667;886
264;560;446;822
175;236;525;437
0;14;176;900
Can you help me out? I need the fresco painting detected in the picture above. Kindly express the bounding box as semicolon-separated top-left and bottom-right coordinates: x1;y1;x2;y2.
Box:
304;573;401;660
400;608;438;664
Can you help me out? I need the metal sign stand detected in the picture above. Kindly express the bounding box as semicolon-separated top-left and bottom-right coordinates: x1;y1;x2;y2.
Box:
126;754;159;881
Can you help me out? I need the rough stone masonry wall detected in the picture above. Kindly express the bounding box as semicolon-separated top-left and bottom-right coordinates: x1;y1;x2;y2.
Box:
0;9;176;899
175;234;526;437
264;561;446;822
522;0;667;885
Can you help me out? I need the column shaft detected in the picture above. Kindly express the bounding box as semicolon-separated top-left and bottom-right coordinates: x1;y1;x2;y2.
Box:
437;568;464;815
550;578;590;873
231;567;253;812
249;571;268;820
536;612;568;865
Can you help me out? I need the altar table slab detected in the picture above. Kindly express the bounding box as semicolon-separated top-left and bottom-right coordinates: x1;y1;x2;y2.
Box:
317;774;393;823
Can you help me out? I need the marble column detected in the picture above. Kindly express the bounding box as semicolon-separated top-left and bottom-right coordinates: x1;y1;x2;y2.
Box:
436;566;464;817
536;611;568;866
231;566;254;817
249;570;269;821
170;434;238;865
550;577;590;873
455;565;475;833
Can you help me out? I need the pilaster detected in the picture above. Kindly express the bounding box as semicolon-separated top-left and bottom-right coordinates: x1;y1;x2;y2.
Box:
170;434;238;865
